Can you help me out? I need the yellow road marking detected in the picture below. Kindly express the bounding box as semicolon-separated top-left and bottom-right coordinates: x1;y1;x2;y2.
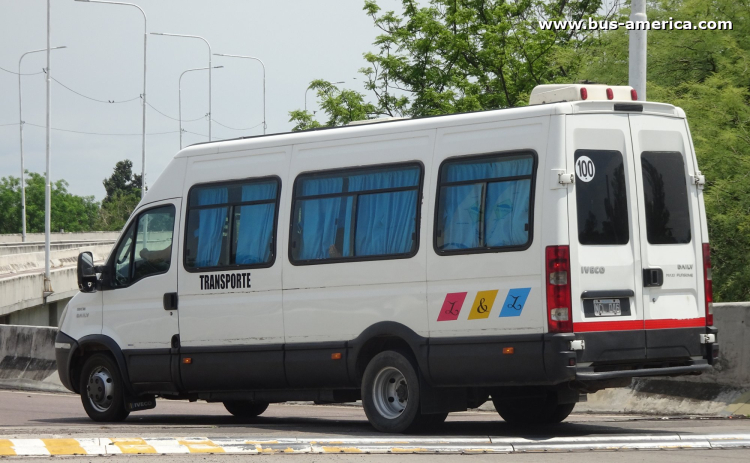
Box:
0;439;16;456
41;439;87;455
177;439;225;454
321;447;364;453
111;438;157;454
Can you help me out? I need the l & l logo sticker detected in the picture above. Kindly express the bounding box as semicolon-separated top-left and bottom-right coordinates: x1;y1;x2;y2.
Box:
499;288;531;317
437;292;468;321
468;290;499;320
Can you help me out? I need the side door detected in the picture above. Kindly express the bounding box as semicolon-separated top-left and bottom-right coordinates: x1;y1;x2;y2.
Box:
102;200;181;389
629;115;705;358
566;114;646;360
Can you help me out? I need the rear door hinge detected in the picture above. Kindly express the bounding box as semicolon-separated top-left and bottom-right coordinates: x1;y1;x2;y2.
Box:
692;171;706;188
551;169;574;189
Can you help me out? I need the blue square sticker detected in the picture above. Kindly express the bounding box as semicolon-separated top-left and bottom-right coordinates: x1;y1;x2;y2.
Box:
499;288;531;317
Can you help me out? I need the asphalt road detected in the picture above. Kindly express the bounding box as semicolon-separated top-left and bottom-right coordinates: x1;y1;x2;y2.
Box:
1;389;748;461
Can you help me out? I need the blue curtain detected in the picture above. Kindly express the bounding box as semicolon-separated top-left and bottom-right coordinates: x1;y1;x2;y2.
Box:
195;187;228;267
439;157;532;250
235;182;277;264
351;169;419;256
297;177;345;260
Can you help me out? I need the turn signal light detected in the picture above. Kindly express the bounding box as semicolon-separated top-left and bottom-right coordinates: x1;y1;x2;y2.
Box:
703;243;714;326
502;347;514;355
331;353;342;360
546;246;573;333
182;358;192;364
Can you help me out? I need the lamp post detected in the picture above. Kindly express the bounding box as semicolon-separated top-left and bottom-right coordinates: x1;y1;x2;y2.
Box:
179;66;223;149
74;0;148;198
152;32;212;140
18;46;66;243
629;0;647;100
305;81;344;112
43;0;52;298
214;53;266;134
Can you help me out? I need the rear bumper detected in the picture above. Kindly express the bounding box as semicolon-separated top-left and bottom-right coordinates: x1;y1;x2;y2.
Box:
544;325;718;385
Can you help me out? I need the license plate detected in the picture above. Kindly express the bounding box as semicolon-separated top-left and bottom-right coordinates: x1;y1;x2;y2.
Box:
593;299;621;317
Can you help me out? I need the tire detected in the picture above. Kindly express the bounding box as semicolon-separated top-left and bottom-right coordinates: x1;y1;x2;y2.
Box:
362;350;422;433
492;393;574;426
223;400;269;418
79;353;130;422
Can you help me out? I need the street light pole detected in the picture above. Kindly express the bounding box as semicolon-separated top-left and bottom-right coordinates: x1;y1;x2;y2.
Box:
152;32;212;140
43;0;53;298
214;53;266;134
629;0;647;100
18;46;66;243
74;0;148;198
179;66;223;149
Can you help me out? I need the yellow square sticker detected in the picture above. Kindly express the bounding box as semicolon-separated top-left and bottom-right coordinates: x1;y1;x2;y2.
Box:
467;290;499;320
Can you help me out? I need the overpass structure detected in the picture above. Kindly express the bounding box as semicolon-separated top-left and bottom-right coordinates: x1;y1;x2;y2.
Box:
0;232;118;326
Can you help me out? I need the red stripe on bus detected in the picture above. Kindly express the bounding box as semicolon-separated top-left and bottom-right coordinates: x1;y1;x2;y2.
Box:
573;318;706;332
573;320;643;332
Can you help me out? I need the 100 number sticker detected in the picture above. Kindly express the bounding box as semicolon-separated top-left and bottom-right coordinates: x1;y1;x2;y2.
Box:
576;156;595;182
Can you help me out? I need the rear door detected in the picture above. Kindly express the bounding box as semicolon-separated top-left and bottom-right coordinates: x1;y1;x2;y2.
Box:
566;114;645;351
629;115;705;356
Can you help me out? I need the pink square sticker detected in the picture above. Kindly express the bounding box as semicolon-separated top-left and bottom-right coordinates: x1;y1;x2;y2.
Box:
437;292;468;321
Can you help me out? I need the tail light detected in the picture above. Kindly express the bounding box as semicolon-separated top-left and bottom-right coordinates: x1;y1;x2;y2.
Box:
631;89;638;101
606;88;614;100
580;88;588;100
546;246;573;333
703;243;713;326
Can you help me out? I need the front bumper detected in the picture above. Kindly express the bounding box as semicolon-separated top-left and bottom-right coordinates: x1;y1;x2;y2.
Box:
54;331;79;393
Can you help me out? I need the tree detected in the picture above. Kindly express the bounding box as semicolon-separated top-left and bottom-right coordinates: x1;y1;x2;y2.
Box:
97;160;143;231
290;0;609;129
0;172;99;234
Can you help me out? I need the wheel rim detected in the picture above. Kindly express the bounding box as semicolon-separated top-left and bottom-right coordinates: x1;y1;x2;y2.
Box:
86;366;115;412
372;366;408;420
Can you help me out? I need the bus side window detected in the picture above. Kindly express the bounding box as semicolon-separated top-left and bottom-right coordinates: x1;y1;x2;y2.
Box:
184;178;279;271
435;152;535;254
290;163;422;264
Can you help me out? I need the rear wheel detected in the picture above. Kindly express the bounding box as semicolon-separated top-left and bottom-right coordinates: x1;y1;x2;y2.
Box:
223;401;269;418
362;350;422;433
79;353;129;422
492;394;574;425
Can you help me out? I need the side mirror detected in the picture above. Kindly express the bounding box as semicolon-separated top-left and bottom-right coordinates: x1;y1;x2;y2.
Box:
77;252;98;292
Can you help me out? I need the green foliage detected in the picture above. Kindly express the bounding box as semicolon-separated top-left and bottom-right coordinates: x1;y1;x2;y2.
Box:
0;172;99;234
291;0;607;128
97;159;142;231
572;0;750;301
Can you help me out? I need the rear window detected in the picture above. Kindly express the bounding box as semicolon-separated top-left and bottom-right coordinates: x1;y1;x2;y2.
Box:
575;150;629;245
641;151;691;244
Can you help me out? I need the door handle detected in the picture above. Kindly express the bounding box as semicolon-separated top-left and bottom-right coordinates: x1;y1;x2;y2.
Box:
163;292;178;311
643;268;664;287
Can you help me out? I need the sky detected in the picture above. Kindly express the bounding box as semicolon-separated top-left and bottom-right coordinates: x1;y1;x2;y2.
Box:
0;0;405;200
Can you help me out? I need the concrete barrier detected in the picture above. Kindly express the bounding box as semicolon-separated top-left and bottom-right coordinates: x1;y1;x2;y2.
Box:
0;324;67;393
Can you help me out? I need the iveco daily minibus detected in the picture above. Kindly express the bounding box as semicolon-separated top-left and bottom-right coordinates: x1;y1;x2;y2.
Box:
56;84;719;432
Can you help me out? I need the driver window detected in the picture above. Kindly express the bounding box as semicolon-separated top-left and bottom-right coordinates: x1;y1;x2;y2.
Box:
133;205;176;281
113;224;135;287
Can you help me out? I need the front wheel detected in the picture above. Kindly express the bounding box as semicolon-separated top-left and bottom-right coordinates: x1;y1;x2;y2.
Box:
362;351;422;433
492;394;575;425
79;353;129;422
223;401;269;418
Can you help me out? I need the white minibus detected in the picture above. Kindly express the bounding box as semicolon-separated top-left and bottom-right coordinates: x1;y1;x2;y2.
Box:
56;84;719;432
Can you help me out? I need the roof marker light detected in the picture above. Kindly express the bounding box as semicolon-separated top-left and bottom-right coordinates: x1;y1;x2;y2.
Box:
580;88;588;100
631;89;638;101
606;88;614;100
